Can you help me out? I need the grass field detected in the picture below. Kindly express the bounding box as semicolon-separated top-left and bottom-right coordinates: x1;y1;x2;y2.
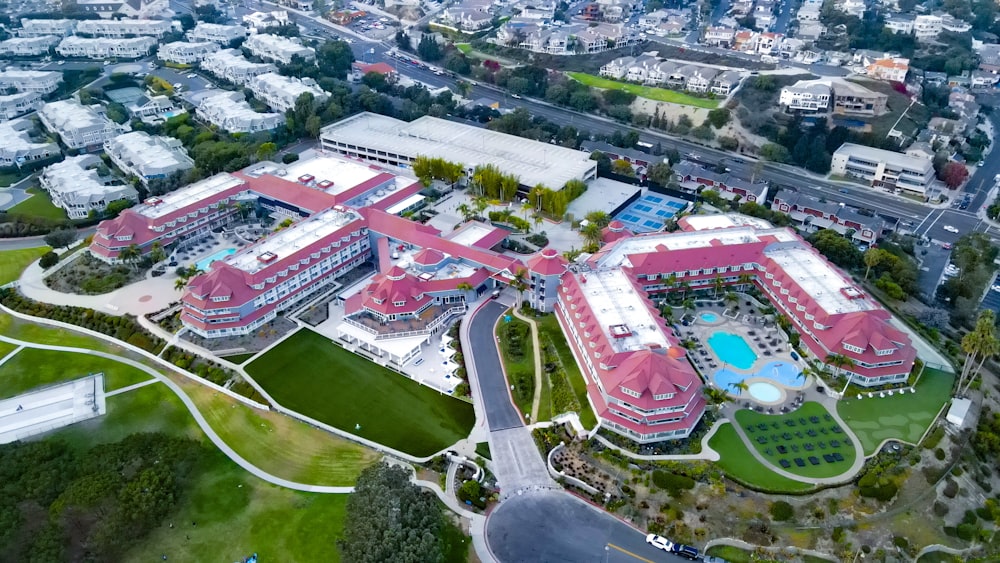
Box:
221;352;257;364
0;246;50;285
169;372;379;486
0;311;126;354
497;312;535;419
0;347;152;399
455;43;472;54
7;186;67;220
0;169;30;188
707;423;814;493
567;72;720;108
246;329;475;457
536;314;598;428
734;402;856;479
838;367;955;454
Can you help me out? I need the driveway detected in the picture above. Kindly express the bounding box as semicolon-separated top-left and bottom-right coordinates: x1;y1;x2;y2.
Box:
468;300;524;431
487;490;691;562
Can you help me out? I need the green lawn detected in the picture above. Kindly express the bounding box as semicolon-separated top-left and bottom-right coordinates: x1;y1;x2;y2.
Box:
0;311;125;354
0;246;50;285
169;372;378;486
567;72;720;108
246;329;475;457
455;43;472;54
497;312;535;419
0;341;17;362
475;441;491;460
536;314;598;429
838;367;955;455
0;347;152;399
707;423;814;493
0;169;30;188
734;402;857;479
7;186;67;220
705;545;783;563
220;352;257;364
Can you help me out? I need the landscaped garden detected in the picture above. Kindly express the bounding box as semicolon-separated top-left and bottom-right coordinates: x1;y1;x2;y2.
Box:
44;252;147;295
707;423;814;493
838;367;955;454
0;245;49;284
567;72;720;108
6;186;68;220
496;310;535;418
246;329;476;457
536;313;598;428
734;402;857;479
0;347;152;399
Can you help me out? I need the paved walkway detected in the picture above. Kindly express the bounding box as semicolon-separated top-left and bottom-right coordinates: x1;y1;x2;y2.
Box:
104;377;159;397
591;418;726;462
510;307;544;422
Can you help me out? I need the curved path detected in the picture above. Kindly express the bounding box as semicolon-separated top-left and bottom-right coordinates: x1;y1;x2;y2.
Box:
0;332;354;493
510;307;543;422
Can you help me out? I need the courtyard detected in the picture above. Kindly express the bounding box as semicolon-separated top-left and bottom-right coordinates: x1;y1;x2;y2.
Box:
245;328;475;457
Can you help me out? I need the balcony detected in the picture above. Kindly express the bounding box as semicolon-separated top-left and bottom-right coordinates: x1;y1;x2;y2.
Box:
344;304;466;340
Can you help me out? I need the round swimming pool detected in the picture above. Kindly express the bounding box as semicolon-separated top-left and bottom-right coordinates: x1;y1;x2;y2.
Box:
700;312;719;323
748;381;782;402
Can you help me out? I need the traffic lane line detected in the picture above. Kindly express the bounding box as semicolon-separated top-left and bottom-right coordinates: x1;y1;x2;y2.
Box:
608;543;657;563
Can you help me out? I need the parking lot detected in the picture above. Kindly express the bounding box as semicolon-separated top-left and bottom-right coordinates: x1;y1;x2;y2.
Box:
981;273;1000;315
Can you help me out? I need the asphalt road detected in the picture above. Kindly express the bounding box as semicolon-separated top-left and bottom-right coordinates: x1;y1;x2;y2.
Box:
468;300;524;431
488;490;691;563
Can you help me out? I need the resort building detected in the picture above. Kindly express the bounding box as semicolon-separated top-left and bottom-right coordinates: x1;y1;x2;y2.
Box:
19;18;77;37
243;33;315;64
830;143;936;195
673;161;769;202
196;91;283;133
56;36;157;59
186;22;247;44
40;154;138;219
246;73;328;113
158;41;220;65
200;49;277;85
320;112;598;191
104;132;194;186
0;70;63;94
0;91;45;120
0;118;60;168
38;99;128;150
771;191;888;244
0;35;60;57
74;18;172;38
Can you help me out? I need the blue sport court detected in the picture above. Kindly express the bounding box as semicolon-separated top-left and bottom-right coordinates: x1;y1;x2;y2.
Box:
614;194;688;233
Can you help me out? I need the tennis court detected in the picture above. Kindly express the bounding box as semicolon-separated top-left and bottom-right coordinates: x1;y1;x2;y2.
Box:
614;193;689;232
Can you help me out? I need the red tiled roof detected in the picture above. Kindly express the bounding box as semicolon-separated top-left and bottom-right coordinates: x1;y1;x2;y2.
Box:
362;268;433;315
233;172;338;214
525;247;568;277
354;62;395;75
413;247;446;266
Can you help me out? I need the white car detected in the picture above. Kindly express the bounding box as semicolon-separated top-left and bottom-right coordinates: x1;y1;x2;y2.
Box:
992;285;1000;292
645;534;674;552
943;225;959;234
186;73;197;78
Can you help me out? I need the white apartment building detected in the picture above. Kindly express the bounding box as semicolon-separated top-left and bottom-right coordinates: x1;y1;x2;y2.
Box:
56;36;157;59
913;15;942;40
158;41;220;65
243;33;314;64
38;99;128;150
866;57;909;82
242;10;291;33
0;118;59;168
75;18;172;38
104;132;194;185
779;81;831;112
40;154;139;219
0;70;62;94
196;91;283;133
200;49;277;85
187;22;247;44
0;36;60;57
0;91;45;120
830;143;936;195
247;73;328;113
19;18;77;37
884;14;913;34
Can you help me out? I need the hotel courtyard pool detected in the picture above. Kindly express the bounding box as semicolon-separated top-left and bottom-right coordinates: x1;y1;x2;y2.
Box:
712;361;806;397
707;331;757;370
196;247;236;271
747;381;782;402
700;312;719;323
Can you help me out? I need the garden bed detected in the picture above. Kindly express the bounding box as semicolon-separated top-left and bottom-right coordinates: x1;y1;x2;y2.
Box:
44;253;147;295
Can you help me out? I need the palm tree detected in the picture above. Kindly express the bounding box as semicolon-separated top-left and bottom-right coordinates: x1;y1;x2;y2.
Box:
531;212;543;232
508;268;529;308
728;380;749;395
737;273;753;290
713;274;724;299
825;353;854;378
529;184;546;212
472;195;489;219
456;203;473;222
724;291;739;309
119;244;141;270
580;221;603;249
679;281;691;300
963;334;1000;395
521;199;532;222
149;241;166;264
236;201;254;221
704;386;730;407
958;310;999;395
174;278;188;292
682;298;696;319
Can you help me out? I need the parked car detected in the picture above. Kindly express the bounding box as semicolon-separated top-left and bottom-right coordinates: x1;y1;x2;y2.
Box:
704;557;730;563
645;534;673;552
943;225;959;234
671;544;700;560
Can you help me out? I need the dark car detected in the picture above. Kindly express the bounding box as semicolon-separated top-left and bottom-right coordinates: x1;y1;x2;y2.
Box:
671;544;699;560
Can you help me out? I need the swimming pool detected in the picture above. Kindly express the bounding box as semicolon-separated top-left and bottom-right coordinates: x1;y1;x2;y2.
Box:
712;361;805;397
700;312;719;323
196;247;236;271
708;332;757;370
748;381;781;402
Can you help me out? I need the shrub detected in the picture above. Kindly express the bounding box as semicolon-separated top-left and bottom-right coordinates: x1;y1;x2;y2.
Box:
859;481;898;502
769;501;794;522
923;425;945;449
892;536;908;549
943;478;960;499
651;470;695;497
832;526;845;542
281;152;299;164
934;448;946;460
956;523;978;541
39;251;59;269
933;501;949;517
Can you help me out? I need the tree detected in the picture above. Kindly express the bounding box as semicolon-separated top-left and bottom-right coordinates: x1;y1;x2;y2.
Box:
256;142;277;162
509;268;529;307
118;244;141;270
584;211;611;229
580;221;603;250
457;203;473;222
706;108;731;129
647;161;672;186
339;463;446;563
44;228;77;250
149;241;166;264
728;379;749;394
417;34;442;61
958;310;1000;395
864;247;887;280
39;251;58;269
395;30;412;51
825;353;855;378
941;161;969;189
611;159;634;177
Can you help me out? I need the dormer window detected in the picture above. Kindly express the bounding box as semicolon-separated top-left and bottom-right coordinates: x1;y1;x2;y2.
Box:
620;386;641;398
393;300;405;306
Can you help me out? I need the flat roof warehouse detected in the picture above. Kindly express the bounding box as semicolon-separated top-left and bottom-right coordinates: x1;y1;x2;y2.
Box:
320;112;598;190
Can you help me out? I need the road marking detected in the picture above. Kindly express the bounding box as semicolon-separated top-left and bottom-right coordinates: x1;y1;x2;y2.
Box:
608;543;656;562
919;209;946;236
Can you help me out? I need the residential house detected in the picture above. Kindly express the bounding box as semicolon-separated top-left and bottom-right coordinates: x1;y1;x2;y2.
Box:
158;41;220;65
187;22;247;44
0;117;59;168
830;143;936;195
40;154;138;219
771;191;887;244
200;49;278;85
703;26;735;47
243;33;315;64
0;91;45;120
18;18;77;37
866;57;908;82
0;70;62;94
0;35;60;57
104;131;194;186
38;99;128;150
56;36;157;59
673;160;769;202
196;91;283;133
